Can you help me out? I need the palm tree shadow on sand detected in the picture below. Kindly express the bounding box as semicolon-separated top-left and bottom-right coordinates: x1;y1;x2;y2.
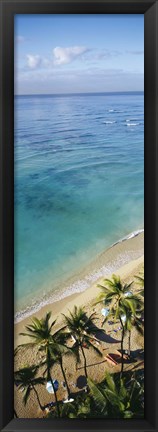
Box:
92;322;121;344
77;359;107;371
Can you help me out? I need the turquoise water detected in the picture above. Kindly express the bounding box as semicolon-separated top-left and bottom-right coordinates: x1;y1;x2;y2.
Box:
14;92;144;319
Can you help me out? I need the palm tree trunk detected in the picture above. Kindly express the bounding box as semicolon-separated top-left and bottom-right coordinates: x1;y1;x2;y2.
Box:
60;358;71;398
119;317;125;377
81;344;88;378
49;373;60;418
46;348;60;417
128;330;131;358
32;385;44;411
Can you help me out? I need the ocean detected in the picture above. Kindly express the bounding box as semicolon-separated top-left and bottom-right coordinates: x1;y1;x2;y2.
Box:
14;92;144;321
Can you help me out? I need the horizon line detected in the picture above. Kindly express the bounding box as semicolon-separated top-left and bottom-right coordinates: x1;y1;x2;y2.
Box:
15;90;144;97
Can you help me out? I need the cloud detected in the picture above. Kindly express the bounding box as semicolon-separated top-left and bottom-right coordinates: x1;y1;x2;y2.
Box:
26;54;42;69
53;46;88;65
25;46;88;71
15;66;144;95
96;49;122;60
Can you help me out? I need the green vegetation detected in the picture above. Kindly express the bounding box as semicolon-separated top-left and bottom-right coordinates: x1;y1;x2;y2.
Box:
18;311;65;417
63;306;102;378
14;271;144;419
47;371;144;418
96;274;143;374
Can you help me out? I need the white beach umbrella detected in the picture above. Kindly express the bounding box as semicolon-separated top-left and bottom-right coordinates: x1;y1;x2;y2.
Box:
124;291;132;297
46;380;59;394
63;398;74;404
121;314;126;324
101;308;109;317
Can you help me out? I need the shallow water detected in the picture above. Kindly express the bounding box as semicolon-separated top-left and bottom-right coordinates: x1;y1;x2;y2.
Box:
14;92;144;318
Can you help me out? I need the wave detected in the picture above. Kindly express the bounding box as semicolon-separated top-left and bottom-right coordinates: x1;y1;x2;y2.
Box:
15;228;144;324
114;110;125;113
108;109;124;113
126;123;140;126
103;121;116;124
111;228;144;247
126;118;143;122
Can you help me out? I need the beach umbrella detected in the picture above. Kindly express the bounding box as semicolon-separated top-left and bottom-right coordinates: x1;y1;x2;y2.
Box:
124;291;132;297
63;398;74;404
121;314;126;324
46;380;59;394
101;308;109;317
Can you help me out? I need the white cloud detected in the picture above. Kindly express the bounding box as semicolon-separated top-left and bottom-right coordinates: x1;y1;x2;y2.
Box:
25;46;89;71
26;54;42;69
53;46;88;65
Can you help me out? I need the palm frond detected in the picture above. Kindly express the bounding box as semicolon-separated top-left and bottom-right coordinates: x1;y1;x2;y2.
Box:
135;275;144;287
23;386;31;406
104;372;116;393
119;378;128;400
88;378;107;415
123;282;133;293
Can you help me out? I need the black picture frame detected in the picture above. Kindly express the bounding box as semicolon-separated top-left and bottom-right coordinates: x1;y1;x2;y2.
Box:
0;0;158;431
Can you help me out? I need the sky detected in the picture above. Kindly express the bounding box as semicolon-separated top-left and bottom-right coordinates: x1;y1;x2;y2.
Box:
14;14;144;95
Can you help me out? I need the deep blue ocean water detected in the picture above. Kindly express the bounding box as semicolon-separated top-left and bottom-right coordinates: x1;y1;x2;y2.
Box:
14;92;144;319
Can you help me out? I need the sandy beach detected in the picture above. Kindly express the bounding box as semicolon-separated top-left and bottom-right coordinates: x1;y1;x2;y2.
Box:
15;230;144;323
14;233;144;418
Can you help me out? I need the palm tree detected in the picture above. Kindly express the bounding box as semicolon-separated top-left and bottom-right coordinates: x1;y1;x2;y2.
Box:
101;303;126;375
63;306;102;379
14;365;45;412
124;306;144;357
88;371;144;418
96;274;143;375
18;312;65;417
42;332;74;399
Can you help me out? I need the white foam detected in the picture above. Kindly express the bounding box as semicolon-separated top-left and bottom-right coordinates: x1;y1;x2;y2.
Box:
111;229;144;246
103;121;116;124
126;118;140;122
108;110;124;113
126;123;140;126
115;110;124;113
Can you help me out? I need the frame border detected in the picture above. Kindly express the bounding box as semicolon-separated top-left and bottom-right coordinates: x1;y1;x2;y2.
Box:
0;1;158;431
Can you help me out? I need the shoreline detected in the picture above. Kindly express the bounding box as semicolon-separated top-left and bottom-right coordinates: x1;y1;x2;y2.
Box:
15;230;144;325
14;232;144;347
